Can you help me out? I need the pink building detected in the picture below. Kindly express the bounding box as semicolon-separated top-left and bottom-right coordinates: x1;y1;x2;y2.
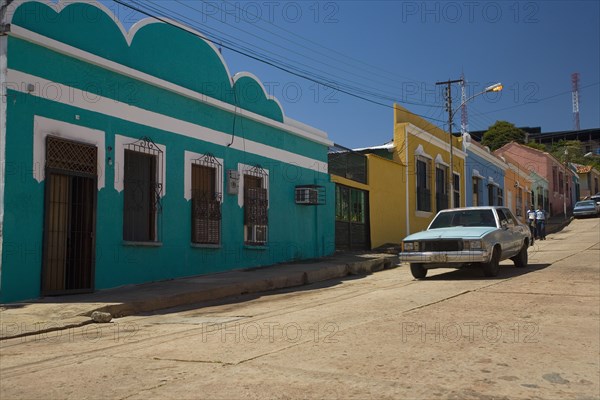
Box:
494;142;577;217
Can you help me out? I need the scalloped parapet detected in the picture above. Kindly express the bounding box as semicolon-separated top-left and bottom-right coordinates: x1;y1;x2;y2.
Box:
6;0;285;123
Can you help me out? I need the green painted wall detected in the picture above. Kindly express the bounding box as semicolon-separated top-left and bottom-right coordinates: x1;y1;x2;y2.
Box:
0;1;334;302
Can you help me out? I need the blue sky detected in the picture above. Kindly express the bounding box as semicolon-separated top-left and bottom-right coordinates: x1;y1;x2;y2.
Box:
96;0;599;149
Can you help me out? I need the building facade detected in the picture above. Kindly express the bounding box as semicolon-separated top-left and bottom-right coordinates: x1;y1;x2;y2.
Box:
494;142;576;217
329;145;407;250
392;105;466;235
462;134;507;208
0;1;334;302
575;165;600;199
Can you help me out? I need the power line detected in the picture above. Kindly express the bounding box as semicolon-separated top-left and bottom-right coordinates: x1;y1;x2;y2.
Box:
111;0;447;124
132;0;441;109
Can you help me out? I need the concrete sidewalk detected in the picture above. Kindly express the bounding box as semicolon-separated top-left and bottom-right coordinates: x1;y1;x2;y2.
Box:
544;214;573;236
0;253;398;340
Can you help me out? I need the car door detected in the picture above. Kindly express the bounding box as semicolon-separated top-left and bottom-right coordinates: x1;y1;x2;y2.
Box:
496;208;519;257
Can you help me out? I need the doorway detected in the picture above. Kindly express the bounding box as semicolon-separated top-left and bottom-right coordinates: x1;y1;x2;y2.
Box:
41;137;97;295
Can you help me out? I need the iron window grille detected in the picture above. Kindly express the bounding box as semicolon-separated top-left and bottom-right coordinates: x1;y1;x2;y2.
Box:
244;165;268;245
191;153;222;245
516;187;523;217
46;136;97;176
123;136;163;242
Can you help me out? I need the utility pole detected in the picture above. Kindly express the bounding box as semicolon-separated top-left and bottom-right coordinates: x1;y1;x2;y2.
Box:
436;79;463;209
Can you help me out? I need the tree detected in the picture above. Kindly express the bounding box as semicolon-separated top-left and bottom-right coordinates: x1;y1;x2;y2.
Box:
550;140;600;171
481;121;526;151
525;142;547;151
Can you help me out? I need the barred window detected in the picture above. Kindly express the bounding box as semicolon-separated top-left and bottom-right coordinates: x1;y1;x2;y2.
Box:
123;137;163;242
453;173;460;208
243;165;268;245
416;157;431;212
435;165;448;212
516;187;523;217
191;154;222;245
473;177;481;206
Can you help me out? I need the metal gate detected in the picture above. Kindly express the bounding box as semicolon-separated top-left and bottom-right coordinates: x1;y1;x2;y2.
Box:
41;137;97;295
335;185;370;250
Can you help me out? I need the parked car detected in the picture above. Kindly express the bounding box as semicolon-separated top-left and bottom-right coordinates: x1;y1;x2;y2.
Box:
400;207;532;279
590;193;600;206
573;200;600;218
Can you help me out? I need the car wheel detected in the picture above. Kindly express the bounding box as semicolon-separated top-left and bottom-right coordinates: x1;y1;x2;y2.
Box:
410;263;427;279
482;247;500;277
511;241;528;268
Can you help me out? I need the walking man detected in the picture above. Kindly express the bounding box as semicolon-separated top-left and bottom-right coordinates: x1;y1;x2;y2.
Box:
536;205;547;240
527;205;537;243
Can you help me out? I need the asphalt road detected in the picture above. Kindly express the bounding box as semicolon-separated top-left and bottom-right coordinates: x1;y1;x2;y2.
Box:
1;218;599;400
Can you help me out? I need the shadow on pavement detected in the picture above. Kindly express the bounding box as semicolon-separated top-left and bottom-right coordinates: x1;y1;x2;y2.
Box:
422;263;552;281
136;274;370;317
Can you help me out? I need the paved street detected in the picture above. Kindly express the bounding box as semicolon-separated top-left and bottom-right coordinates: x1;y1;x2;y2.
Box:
1;218;598;400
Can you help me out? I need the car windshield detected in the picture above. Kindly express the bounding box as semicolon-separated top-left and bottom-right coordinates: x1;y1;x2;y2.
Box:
576;201;595;207
430;209;497;229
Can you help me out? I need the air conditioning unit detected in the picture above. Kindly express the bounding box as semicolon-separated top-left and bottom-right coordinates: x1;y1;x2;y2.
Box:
254;225;268;243
295;187;318;204
246;225;268;244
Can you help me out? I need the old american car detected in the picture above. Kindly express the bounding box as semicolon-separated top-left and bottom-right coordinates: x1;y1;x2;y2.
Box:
573;200;600;218
400;207;532;279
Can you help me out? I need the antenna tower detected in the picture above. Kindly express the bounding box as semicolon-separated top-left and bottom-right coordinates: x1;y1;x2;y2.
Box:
571;72;580;130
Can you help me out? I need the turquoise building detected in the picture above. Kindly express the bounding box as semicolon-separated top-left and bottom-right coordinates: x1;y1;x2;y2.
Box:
0;1;334;302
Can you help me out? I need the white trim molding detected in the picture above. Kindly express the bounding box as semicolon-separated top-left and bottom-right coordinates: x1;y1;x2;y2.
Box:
434;154;449;167
487;177;500;187
0;34;7;287
414;144;432;159
33;115;106;190
472;169;486;179
5;22;331;146
7;70;329;174
407;124;466;159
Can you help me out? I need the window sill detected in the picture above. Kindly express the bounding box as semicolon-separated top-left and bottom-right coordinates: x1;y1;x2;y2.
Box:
244;244;268;250
415;210;433;218
191;243;221;249
122;241;163;247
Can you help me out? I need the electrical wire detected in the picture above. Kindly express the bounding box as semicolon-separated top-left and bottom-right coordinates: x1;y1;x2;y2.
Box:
111;0;448;125
133;0;441;109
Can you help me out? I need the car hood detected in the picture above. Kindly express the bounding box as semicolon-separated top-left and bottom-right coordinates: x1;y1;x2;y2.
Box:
404;227;497;241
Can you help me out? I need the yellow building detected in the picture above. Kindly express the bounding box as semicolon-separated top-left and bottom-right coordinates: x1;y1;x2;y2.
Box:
392;105;466;235
329;104;467;250
330;148;407;250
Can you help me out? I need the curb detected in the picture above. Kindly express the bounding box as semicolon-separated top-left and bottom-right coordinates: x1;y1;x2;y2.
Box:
93;256;397;318
1;255;398;340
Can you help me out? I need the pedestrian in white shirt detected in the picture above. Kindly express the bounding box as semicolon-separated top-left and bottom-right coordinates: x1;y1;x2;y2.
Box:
535;206;546;240
527;205;537;243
